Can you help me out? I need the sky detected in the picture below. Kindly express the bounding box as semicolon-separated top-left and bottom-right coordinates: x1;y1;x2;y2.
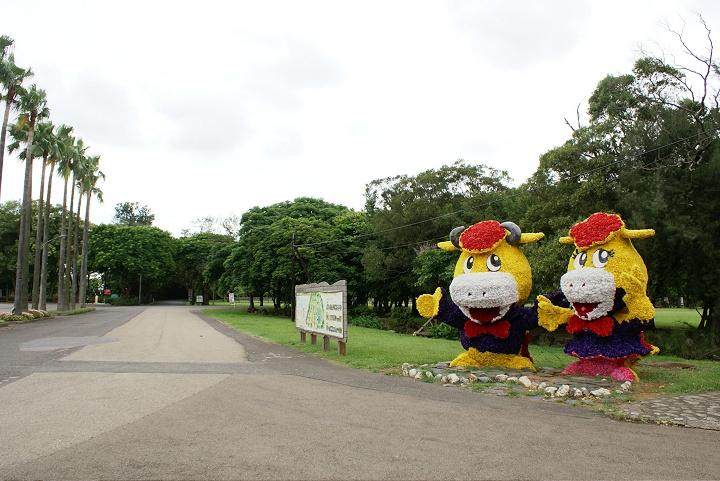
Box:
2;0;718;237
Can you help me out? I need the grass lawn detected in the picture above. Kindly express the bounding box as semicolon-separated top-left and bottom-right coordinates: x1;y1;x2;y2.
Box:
205;308;720;396
654;307;702;329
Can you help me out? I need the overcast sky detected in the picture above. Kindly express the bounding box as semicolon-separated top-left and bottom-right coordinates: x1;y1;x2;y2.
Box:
2;0;718;237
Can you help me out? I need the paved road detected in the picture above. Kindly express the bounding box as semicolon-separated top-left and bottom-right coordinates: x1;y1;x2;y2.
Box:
1;304;718;480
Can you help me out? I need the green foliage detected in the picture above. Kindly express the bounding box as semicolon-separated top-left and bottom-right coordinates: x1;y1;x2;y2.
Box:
428;322;460;340
88;224;176;299
112;202;155;226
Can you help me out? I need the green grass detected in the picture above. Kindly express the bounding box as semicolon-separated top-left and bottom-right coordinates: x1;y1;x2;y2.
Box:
205;308;720;396
653;307;702;329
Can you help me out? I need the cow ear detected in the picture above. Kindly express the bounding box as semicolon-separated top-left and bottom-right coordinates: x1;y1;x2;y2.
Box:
519;232;544;244
438;241;460;251
559;236;575;244
622;228;655;239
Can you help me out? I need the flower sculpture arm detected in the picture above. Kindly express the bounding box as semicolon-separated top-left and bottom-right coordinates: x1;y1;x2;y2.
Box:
618;267;655;322
537;291;572;332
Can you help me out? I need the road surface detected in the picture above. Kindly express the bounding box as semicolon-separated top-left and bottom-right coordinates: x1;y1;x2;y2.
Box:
0;303;718;480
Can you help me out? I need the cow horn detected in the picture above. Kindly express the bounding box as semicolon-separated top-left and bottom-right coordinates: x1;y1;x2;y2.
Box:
449;226;465;248
500;221;521;245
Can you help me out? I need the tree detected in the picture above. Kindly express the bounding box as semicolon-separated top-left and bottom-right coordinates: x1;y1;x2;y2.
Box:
78;155;104;307
12;84;48;313
176;232;234;305
88;224;176;301
112;202;154;226
0;35;33;200
39;124;73;309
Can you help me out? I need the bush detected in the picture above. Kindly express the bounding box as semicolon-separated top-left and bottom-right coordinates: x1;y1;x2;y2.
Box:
349;314;385;330
428;322;460;340
644;328;719;360
387;307;422;333
105;296;139;306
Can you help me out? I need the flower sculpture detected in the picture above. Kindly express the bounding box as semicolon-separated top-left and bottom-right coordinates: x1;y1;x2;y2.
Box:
417;220;563;370
538;212;659;381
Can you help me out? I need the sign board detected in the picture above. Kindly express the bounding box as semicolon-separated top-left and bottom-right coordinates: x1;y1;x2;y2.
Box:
295;280;347;342
196;295;204;304
103;289;111;295
229;292;235;304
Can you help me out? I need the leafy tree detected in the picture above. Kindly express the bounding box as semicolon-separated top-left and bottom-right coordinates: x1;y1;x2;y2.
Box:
175;232;233;305
88;224;176;301
363;160;513;313
112;202;154;226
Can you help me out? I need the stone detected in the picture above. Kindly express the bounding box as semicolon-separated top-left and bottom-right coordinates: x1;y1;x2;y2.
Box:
408;369;418;378
518;376;532;388
507;376;519;384
537;382;548;390
414;372;423;380
447;373;461;384
556;385;571;397
544;386;558;397
425;371;434;379
495;374;508;382
573;389;585;398
620;381;632;391
477;376;491;383
591;388;612;397
468;373;479;383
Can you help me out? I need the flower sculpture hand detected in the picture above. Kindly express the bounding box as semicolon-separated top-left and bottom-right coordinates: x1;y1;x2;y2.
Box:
417;220;552;371
538;212;659;381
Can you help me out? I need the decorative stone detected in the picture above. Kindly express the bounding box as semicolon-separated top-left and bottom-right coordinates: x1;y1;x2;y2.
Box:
425;371;434;379
402;369;409;376
555;384;571;397
591;387;612;397
414;372;423;380
573;389;585;398
544;386;558;396
620;381;632;391
477;376;491;383
441;376;448;383
447;373;461;384
408;369;418;378
506;376;519;384
537;382;548;390
518;376;532;388
495;374;508;382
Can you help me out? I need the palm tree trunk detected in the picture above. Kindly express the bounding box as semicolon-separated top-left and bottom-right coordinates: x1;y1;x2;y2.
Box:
12;113;36;314
39;161;55;310
70;191;82;309
0;87;15;200
31;153;48;309
57;180;69;310
62;173;76;310
79;192;91;308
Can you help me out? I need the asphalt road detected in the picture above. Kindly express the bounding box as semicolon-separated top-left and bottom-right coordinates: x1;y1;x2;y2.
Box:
0;303;718;480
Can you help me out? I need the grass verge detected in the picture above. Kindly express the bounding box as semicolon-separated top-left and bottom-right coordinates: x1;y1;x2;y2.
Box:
206;308;720;396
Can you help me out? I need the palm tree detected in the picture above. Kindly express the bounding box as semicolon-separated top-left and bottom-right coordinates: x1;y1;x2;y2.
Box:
78;155;104;307
30;121;56;308
0;36;33;200
12;84;48;314
58;137;86;310
39;124;73;310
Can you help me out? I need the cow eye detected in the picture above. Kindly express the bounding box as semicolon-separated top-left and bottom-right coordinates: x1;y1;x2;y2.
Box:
592;249;612;268
573;251;588;269
464;255;475;273
486;254;501;272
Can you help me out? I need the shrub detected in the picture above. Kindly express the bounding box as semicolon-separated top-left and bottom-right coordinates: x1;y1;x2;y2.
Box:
105;296;139;306
644;328;719;360
349;314;385;330
387;307;423;333
428;322;460;340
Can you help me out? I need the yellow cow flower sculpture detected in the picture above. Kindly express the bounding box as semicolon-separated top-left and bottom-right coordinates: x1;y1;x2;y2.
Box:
538;212;659;381
417;220;563;371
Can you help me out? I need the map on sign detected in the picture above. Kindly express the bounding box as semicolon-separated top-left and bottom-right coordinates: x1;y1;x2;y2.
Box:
295;289;345;340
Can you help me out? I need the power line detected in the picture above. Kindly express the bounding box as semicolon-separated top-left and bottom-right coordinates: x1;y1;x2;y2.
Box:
294;130;714;249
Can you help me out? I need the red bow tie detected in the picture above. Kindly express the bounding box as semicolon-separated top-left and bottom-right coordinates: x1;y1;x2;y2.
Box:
464;319;511;339
566;315;614;337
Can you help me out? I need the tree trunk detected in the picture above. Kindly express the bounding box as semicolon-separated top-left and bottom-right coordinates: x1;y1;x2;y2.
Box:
12;112;36;314
70;192;82;309
0;87;15;200
79;191;91;308
62;174;76;310
31;153;48;309
57;180;69;310
248;293;255;311
39;162;55;310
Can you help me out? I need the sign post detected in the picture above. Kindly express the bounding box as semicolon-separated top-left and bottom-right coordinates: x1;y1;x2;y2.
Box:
294;280;347;356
